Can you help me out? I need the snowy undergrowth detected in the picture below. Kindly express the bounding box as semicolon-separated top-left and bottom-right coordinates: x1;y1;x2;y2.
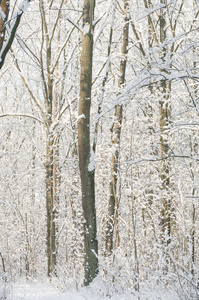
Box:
3;276;185;300
0;273;12;300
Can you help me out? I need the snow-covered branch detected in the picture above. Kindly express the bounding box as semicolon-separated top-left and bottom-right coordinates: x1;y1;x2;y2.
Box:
0;0;31;69
0;113;44;124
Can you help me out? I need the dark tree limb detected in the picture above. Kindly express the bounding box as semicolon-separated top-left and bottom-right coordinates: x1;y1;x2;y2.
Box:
0;0;31;69
0;0;10;51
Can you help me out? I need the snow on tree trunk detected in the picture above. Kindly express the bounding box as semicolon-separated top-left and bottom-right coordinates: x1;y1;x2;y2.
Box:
159;0;171;248
78;0;98;286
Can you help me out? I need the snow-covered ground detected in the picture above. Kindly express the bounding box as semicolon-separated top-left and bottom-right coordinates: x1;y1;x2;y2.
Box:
1;280;182;300
12;283;83;300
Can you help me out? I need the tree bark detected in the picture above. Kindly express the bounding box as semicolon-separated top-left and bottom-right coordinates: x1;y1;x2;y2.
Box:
159;0;171;245
78;0;98;285
45;128;56;277
105;0;129;255
40;0;56;277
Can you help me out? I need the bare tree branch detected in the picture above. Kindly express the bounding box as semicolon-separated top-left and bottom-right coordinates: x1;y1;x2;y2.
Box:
0;113;44;124
0;0;31;69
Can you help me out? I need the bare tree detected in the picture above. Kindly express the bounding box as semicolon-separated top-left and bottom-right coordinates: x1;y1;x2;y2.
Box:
8;0;69;277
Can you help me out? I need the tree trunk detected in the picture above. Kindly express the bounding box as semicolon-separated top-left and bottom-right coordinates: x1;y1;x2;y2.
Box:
78;0;98;285
39;0;56;277
105;0;129;255
159;0;171;247
45;128;56;277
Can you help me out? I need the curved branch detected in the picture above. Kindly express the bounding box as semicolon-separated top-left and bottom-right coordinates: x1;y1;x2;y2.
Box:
0;113;44;124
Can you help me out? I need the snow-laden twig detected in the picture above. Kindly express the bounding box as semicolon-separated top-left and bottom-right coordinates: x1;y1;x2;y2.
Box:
0;7;6;21
0;113;44;124
124;154;199;165
98;67;199;119
66;17;83;34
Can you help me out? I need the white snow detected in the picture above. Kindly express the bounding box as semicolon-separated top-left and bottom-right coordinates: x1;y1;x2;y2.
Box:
88;148;95;172
17;0;31;14
0;7;6;20
83;24;90;35
77;114;86;120
9;281;181;300
0;0;31;66
12;283;84;300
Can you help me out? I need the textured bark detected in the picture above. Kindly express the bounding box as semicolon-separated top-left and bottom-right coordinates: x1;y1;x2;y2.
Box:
191;57;198;276
40;0;56;277
78;0;98;285
45;58;56;274
105;0;129;255
53;18;61;261
159;89;171;243
159;0;171;245
45;52;56;278
191;187;196;276
45;128;56;277
45;152;56;277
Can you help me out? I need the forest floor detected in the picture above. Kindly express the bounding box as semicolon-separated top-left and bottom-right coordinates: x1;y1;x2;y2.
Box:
5;280;182;300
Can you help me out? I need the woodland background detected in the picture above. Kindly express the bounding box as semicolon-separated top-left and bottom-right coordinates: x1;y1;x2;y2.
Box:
0;0;199;299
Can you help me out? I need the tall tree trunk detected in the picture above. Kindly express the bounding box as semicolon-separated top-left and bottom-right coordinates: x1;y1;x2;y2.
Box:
53;15;61;259
159;0;171;247
40;1;56;277
105;0;129;255
45;127;56;277
78;0;98;285
190;54;198;277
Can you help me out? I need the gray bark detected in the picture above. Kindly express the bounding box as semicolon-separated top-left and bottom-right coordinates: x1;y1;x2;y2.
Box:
78;0;98;285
